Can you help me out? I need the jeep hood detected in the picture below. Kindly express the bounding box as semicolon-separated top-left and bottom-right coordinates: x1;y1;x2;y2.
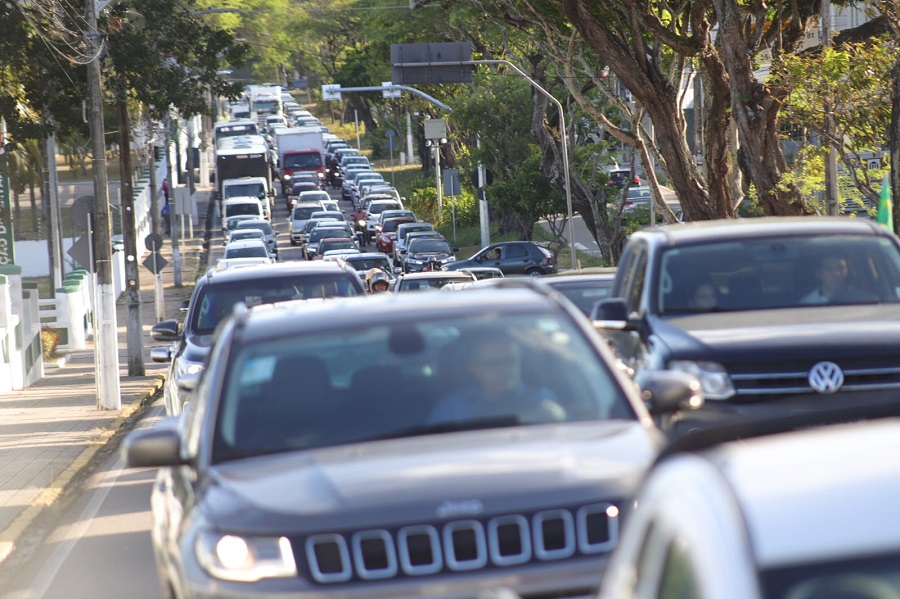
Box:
202;421;655;534
656;304;900;362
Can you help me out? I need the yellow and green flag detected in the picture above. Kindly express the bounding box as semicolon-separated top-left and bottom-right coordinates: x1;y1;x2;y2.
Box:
877;174;893;233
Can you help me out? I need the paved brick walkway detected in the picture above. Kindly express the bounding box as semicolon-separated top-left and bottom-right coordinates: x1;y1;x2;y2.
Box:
0;188;212;564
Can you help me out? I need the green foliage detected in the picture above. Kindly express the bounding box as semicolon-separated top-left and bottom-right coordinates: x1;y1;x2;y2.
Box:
105;0;248;119
40;326;61;360
773;38;894;201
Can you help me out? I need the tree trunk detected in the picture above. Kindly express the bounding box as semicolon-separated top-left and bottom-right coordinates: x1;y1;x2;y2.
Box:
711;0;810;215
892;57;900;232
561;0;730;222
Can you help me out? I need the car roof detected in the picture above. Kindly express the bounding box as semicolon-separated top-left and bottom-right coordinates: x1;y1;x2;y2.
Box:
345;252;392;260
634;216;889;246
225;238;268;249
205;260;353;284
398;271;475;280
239;287;561;341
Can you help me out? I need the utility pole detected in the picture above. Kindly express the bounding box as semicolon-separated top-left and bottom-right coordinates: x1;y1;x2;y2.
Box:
147;121;165;322
117;94;144;376
85;0;121;410
46;128;64;289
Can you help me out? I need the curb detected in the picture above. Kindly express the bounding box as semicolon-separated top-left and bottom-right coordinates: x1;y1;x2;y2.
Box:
0;373;167;565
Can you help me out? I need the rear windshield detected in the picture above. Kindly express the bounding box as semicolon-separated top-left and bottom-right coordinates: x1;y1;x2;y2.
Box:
191;275;363;334
293;206;321;220
224;203;261;218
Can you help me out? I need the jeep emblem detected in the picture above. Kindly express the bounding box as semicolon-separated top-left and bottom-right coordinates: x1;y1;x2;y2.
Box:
808;361;844;394
436;499;484;518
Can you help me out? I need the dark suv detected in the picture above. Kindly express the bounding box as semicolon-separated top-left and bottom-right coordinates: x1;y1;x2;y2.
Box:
592;217;900;434
445;241;557;276
149;261;366;415
127;288;699;599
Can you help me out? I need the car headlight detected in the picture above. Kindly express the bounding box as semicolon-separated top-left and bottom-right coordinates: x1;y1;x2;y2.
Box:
196;532;297;582
668;360;734;400
442;256;456;263
408;258;423;264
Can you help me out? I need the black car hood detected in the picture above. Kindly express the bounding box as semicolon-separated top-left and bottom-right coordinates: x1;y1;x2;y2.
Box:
182;332;217;363
655;304;900;361
202;421;655;534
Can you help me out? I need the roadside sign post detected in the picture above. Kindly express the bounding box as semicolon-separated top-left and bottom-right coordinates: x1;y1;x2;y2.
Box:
145;233;166;321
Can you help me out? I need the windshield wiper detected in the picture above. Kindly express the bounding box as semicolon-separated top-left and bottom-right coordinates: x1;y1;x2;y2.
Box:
356;416;522;443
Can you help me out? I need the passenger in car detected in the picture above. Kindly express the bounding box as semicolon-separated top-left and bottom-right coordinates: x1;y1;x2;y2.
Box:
799;254;878;305
689;281;719;310
427;331;565;425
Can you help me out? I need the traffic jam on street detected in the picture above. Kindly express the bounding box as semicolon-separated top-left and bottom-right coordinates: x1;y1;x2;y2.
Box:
1;2;900;598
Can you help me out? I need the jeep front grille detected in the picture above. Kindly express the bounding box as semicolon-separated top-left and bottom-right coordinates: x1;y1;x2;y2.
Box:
729;356;900;396
296;503;618;584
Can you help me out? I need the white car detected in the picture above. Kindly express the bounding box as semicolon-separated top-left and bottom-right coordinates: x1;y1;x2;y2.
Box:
217;238;275;270
599;410;900;599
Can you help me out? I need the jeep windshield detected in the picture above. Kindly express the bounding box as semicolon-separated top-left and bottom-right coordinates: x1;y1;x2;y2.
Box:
190;275;362;334
212;312;635;462
658;235;900;315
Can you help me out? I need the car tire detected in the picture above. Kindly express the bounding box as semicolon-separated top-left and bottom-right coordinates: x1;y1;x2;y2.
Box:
526;268;542;277
290;240;296;246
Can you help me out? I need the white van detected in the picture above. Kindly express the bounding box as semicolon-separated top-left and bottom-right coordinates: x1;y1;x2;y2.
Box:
221;177;272;219
222;196;265;231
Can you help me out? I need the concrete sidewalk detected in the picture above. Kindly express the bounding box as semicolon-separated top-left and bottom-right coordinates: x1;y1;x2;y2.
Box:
0;188;213;564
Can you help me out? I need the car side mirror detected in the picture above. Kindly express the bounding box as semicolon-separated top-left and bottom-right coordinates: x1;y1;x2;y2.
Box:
151;319;180;342
123;421;186;468
591;298;632;331
453;247;460;253
638;370;704;415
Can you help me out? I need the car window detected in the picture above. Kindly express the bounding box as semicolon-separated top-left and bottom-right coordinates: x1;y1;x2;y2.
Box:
656;235;900;314
293;205;321;220
505;244;529;259
225;245;269;258
191;275;363;334
625;245;648;316
348;257;392;272
212;311;634;462
409;239;452;253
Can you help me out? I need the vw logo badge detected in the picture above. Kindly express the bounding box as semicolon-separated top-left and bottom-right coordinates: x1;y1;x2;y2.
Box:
808;361;844;394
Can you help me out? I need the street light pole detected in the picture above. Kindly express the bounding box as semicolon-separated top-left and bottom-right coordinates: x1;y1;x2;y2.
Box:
84;0;122;409
391;58;578;269
477;60;576;270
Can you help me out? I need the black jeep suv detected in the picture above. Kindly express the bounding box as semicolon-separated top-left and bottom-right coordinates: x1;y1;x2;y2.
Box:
593;217;900;433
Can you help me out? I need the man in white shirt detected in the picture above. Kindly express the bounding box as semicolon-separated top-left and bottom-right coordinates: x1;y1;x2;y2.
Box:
800;254;877;305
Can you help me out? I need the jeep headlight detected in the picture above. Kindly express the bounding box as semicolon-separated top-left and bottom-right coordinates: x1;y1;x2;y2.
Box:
196;532;297;582
668;360;734;400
